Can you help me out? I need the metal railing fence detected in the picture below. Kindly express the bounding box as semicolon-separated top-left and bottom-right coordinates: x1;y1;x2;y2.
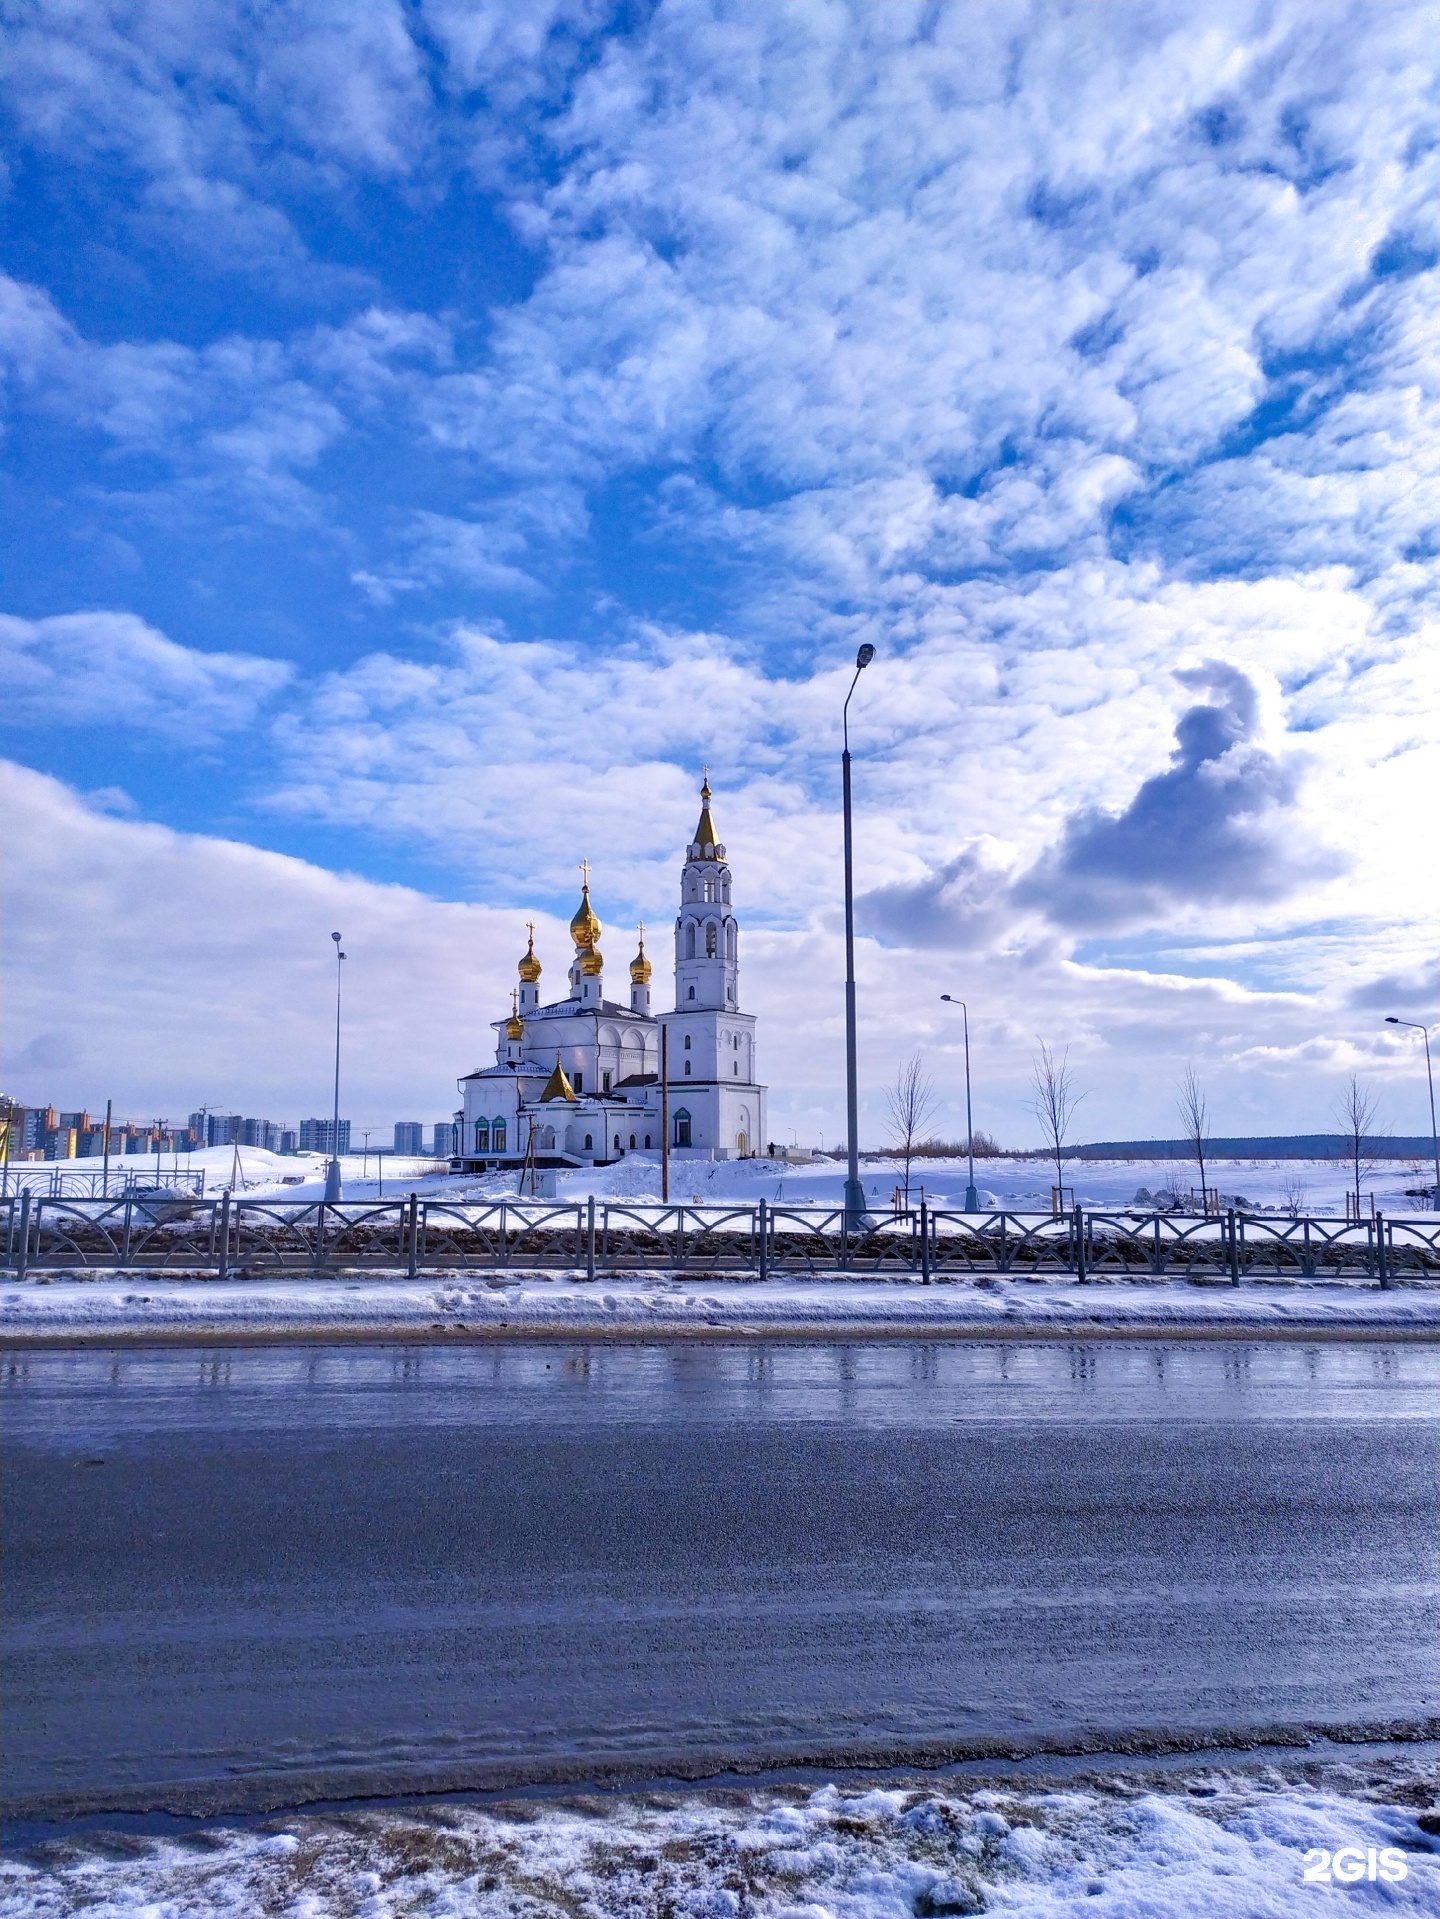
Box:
0;1168;207;1199
3;1195;1439;1286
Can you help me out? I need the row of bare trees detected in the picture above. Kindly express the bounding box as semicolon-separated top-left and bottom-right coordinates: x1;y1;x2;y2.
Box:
888;1042;1389;1216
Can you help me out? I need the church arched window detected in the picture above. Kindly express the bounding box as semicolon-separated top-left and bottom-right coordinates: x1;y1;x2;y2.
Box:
721;875;731;904
492;1119;506;1152
684;1034;691;1049
674;1109;691;1146
727;921;737;961
703;874;715;902
584;1133;593;1150
685;923;696;959
706;923;717;958
474;1121;489;1152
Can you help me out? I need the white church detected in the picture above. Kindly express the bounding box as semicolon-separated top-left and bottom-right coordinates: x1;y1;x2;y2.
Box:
454;777;768;1170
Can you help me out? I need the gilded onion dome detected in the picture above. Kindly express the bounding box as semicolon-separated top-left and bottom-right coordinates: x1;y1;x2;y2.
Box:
629;924;652;985
569;868;602;951
505;988;524;1041
517;922;542;983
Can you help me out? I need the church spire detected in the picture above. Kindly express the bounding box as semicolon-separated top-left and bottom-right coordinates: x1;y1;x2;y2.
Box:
690;767;723;860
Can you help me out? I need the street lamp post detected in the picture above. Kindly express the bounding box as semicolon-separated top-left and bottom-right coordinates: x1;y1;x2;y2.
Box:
325;932;346;1203
939;996;980;1211
842;642;876;1232
1385;1017;1440;1212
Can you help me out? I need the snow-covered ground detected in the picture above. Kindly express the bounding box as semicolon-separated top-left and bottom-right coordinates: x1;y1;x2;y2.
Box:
4;1761;1437;1918
6;1271;1437;1343
31;1145;1439;1218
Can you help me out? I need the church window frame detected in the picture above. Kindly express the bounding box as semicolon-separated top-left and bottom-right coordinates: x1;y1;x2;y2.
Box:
474;1121;489;1152
684;1059;691;1075
706;922;718;958
684;1034;691;1050
584;1133;593;1151
685;923;696;959
687;985;695;1000
674;1109;691;1147
492;1119;506;1152
573;1070;583;1094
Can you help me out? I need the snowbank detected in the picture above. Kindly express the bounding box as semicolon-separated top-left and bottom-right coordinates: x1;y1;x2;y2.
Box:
5;1270;1437;1344
4;1759;1436;1918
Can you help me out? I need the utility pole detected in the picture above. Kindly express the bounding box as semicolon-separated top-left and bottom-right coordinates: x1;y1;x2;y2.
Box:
841;641;875;1232
325;932;345;1203
661;1025;670;1203
102;1098;113;1198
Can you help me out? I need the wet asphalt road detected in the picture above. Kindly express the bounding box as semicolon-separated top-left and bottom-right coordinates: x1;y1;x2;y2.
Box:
3;1338;1437;1813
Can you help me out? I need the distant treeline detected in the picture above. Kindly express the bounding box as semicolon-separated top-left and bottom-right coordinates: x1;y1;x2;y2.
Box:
852;1132;1437;1163
1070;1134;1438;1161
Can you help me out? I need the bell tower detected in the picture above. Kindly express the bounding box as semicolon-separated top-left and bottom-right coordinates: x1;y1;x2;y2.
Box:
674;774;738;1012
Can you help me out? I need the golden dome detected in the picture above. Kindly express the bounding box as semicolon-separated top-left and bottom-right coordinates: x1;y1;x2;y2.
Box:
629;924;652;985
505;988;524;1042
569;863;602;950
517;921;542;984
540;1055;577;1103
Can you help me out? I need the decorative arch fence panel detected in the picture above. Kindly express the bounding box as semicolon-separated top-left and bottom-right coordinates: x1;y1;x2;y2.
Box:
3;1195;1439;1286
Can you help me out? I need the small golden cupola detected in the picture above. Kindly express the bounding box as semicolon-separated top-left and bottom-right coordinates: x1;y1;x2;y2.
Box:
540;1055;577;1103
629;924;652;985
517;923;542;984
505;988;524;1042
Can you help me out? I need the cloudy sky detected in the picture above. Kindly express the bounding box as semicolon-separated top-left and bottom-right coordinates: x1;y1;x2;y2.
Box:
3;0;1437;1147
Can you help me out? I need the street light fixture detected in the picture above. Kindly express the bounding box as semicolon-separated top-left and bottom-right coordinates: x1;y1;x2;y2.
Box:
842;642;876;1232
1385;1017;1440;1212
940;996;980;1212
325;932;346;1203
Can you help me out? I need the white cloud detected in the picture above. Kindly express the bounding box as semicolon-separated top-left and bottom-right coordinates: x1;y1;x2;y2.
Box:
0;611;292;739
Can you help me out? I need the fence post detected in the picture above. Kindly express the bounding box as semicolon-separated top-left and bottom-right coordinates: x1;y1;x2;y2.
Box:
498;1200;508;1269
758;1198;768;1280
407;1194;419;1279
1227;1208;1240;1287
920;1198;931;1283
313;1200;326;1273
586;1194;596;1281
1073;1204;1086;1283
1376;1211;1389;1291
15;1192;31;1280
217;1192;231;1281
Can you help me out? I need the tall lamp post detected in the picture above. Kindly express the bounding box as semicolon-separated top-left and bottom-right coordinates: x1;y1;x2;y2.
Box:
939;996;980;1212
842;642;876;1232
325;931;346;1203
1385;1017;1440;1212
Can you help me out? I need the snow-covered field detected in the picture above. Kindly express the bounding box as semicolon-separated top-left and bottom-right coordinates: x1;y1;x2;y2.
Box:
5;1761;1437;1918
30;1146;1439;1218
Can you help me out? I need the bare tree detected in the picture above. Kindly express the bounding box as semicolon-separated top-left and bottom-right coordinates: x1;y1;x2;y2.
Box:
1030;1041;1086;1207
1176;1064;1212;1216
887;1052;938;1207
1279;1168;1309;1218
1333;1074;1382;1219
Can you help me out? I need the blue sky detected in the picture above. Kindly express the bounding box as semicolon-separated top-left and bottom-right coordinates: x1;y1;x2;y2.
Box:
2;1;1438;1142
